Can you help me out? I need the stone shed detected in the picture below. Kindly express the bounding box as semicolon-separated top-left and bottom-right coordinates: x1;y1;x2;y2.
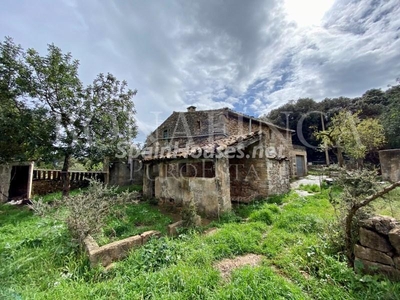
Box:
0;161;34;202
379;149;400;183
142;107;295;218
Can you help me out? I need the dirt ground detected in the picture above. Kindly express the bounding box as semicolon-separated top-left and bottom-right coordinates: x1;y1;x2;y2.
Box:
290;175;328;196
213;254;264;280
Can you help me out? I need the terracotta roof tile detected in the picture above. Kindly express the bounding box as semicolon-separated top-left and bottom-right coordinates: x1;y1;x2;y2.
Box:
142;131;262;161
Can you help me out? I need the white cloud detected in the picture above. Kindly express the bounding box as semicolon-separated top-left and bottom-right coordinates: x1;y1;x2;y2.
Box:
0;0;399;140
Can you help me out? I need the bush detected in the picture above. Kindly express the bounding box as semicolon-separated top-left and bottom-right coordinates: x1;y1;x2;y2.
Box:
31;180;139;245
125;237;182;272
181;198;199;228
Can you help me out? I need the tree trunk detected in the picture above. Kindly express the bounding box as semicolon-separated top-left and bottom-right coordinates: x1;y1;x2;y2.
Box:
61;153;71;197
344;180;400;267
357;158;364;170
345;206;357;267
337;147;344;167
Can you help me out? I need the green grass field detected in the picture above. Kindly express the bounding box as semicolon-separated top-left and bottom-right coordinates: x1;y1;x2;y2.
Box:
1;187;399;299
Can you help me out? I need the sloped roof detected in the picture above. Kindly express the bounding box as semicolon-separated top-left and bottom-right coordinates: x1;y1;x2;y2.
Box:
142;131;262;161
151;107;293;136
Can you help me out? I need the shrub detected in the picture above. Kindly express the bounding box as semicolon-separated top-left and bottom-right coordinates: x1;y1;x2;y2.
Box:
181;198;199;228
31;180;139;246
125;237;182;272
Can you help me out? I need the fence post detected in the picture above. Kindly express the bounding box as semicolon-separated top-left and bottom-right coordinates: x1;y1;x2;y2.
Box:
103;157;110;185
27;161;34;199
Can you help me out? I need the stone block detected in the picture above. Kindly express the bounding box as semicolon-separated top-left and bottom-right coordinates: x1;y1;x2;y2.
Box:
355;258;400;281
167;220;183;236
359;228;393;253
389;227;400;254
354;244;393;266
141;230;162;244
394;256;400;270
84;235;99;253
204;227;219;236
89;235;142;267
359;216;399;235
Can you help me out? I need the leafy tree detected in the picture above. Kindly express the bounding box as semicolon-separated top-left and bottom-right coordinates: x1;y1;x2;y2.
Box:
381;84;400;148
25;44;137;196
0;37;55;163
315;111;385;168
264;98;320;155
349;89;388;120
329;168;400;267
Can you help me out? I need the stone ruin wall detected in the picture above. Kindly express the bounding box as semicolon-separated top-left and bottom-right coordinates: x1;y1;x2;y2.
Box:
355;216;400;280
379;149;400;183
0;164;11;203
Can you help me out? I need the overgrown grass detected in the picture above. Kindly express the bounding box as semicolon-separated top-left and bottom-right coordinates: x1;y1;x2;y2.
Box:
298;183;321;193
1;186;399;299
32;188;85;202
32;184;142;203
97;202;172;245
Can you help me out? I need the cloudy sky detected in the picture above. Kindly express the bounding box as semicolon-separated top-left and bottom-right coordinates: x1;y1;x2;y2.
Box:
1;0;399;141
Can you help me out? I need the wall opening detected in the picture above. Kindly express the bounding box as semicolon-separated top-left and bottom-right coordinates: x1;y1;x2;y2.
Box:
8;165;30;200
296;155;305;177
166;160;215;178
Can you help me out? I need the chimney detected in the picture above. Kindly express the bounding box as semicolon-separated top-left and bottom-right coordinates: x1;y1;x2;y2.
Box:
187;106;196;112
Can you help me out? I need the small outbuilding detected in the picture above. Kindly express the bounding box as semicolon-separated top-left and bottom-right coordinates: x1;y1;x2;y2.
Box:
142;107;300;218
0;161;34;203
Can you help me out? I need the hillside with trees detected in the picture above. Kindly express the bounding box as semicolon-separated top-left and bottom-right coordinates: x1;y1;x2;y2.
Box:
263;84;400;165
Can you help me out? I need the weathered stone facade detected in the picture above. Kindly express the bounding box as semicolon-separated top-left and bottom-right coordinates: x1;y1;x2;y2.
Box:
354;216;400;281
152;157;231;218
0;162;33;202
379;149;400;183
109;159;143;187
143;107;295;218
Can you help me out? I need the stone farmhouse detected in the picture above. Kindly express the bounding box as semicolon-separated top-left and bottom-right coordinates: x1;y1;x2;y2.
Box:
141;106;307;218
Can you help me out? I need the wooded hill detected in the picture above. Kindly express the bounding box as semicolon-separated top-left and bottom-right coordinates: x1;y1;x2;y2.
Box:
263;84;400;164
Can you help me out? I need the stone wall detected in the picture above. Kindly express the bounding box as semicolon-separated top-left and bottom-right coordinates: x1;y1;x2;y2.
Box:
148;109;227;148
229;143;268;203
266;159;290;196
379;149;400;183
354;216;400;280
84;230;161;267
0;164;12;203
153;158;231;218
109;160;143;187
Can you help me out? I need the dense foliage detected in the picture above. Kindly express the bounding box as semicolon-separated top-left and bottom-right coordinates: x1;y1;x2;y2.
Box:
0;37;137;195
315;111;385;167
264;85;400;163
